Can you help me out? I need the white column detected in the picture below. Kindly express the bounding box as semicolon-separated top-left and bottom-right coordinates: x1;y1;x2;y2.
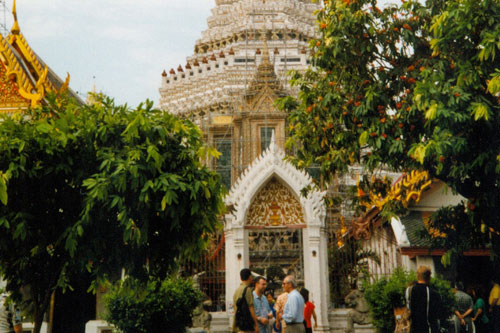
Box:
225;217;248;328
303;225;330;331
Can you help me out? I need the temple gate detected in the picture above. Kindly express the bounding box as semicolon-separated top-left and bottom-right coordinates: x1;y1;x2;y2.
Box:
224;137;331;331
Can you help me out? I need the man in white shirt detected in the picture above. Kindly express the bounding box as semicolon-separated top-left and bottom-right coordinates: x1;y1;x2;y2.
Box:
282;275;305;333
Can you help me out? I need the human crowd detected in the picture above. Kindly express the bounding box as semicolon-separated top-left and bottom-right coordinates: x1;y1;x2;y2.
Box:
233;268;316;333
234;265;500;333
405;265;500;333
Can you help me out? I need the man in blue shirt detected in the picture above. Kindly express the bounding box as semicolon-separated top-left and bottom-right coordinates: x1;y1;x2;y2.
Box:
282;275;305;333
253;276;272;333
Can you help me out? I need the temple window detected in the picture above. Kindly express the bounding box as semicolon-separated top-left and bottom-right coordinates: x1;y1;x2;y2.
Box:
215;138;232;189
260;127;275;153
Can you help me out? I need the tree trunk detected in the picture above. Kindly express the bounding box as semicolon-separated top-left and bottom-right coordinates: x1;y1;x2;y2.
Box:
32;291;51;333
33;304;43;333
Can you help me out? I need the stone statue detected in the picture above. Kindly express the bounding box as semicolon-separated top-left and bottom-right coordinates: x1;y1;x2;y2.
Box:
344;280;371;333
191;272;212;333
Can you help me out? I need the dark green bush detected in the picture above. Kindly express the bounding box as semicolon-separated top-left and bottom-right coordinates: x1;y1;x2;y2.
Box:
363;269;455;333
104;276;201;333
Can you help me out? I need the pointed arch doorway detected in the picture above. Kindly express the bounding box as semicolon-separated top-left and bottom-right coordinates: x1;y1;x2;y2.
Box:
224;140;331;331
246;177;305;285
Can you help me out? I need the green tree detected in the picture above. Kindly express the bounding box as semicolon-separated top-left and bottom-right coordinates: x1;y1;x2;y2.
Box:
280;0;500;262
104;276;201;333
0;94;225;332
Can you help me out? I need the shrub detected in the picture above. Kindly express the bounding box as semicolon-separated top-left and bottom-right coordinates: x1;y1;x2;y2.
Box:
104;276;201;333
363;269;455;333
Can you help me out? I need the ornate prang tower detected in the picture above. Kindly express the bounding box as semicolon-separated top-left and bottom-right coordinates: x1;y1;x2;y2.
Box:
159;0;321;185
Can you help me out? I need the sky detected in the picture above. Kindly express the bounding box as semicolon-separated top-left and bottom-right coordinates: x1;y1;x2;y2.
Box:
4;1;398;108
5;0;213;107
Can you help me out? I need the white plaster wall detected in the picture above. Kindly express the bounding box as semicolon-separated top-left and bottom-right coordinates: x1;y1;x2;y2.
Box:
412;182;465;211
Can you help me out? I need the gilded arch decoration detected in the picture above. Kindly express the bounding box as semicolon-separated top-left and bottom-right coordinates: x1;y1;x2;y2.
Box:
246;177;305;227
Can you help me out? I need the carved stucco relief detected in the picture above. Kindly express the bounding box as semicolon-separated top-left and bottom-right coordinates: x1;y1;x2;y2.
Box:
246;177;305;226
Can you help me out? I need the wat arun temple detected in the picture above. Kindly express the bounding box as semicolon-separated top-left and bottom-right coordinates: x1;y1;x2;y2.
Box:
1;0;456;332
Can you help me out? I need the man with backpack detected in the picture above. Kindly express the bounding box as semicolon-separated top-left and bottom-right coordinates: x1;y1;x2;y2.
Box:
406;265;441;333
233;268;259;333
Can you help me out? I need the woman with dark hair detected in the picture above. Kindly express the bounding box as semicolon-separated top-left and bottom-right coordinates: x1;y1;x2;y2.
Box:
299;288;317;333
471;285;490;333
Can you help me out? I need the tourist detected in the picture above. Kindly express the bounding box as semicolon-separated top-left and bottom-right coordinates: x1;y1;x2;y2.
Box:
253;276;273;333
470;285;490;333
282;275;305;333
453;282;473;333
489;276;500;333
299;288;317;333
274;290;288;332
406;265;440;333
233;268;259;333
265;290;280;333
0;293;14;333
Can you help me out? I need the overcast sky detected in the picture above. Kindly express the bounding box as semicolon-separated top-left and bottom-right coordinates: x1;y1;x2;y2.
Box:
6;0;397;107
6;0;213;107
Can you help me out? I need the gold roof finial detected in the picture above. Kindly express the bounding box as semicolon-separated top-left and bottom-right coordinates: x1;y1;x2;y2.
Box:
11;0;21;35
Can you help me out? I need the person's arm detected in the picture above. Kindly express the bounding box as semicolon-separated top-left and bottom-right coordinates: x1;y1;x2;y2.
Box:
463;307;473;318
248;305;260;333
282;296;296;323
473;308;482;321
266;300;273;319
312;308;318;328
276;311;281;329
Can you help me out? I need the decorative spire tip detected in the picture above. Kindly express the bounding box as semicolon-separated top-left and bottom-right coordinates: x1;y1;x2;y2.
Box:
11;0;20;35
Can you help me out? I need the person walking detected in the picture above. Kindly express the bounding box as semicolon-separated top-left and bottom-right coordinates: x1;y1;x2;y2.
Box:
453;282;473;333
470;285;489;333
299;288;317;333
489;277;500;333
253;276;273;333
233;268;259;333
282;275;305;333
406;265;440;333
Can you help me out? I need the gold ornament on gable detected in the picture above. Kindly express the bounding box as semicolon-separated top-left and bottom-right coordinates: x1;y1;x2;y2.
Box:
246;178;305;227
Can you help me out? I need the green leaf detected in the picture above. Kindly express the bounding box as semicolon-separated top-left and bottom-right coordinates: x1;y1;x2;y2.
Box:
425;103;438;120
161;196;167;211
36;122;52;133
359;131;369;146
77;225;84;237
487;75;500;95
0;176;7;205
470;102;489;121
410;144;427;164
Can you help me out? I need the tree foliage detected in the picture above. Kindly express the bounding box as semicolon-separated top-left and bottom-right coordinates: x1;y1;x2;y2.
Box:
0;94;225;332
280;0;500;258
104;276;201;333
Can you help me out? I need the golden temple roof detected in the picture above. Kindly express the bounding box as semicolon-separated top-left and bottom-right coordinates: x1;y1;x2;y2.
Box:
0;0;81;113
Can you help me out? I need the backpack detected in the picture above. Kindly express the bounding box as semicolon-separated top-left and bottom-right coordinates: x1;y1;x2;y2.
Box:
235;286;254;331
395;285;431;333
